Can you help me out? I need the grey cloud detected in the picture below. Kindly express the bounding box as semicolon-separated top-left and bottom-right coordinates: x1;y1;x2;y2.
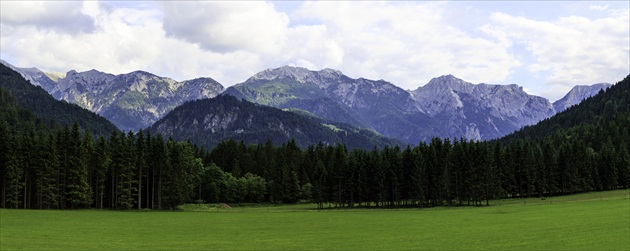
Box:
161;2;288;54
1;2;96;35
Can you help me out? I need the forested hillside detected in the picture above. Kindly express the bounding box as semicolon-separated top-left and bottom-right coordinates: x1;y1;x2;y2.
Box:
1;70;628;210
149;94;401;149
0;64;118;136
502;75;629;142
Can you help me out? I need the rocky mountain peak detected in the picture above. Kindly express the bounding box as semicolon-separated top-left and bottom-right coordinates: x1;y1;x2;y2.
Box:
321;68;342;75
553;83;611;112
251;66;313;83
422;74;474;93
1;60;59;93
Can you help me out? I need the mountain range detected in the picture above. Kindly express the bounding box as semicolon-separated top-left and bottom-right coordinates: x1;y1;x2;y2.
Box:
225;66;610;142
1;60;611;144
2;60;224;132
148;94;401;149
0;63;118;136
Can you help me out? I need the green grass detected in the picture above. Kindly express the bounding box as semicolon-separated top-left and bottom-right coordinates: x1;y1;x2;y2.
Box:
2;190;629;250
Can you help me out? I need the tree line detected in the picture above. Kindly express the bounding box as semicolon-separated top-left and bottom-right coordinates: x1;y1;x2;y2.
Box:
2;73;629;210
205;112;629;208
2;114;628;210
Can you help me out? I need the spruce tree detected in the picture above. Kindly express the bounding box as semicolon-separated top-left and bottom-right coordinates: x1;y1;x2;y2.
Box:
5;134;23;208
66;123;91;209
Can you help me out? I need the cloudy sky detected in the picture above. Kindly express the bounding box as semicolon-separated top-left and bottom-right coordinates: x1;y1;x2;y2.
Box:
1;1;628;101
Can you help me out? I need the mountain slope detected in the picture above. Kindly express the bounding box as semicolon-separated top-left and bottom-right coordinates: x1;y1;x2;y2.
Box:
148;95;400;149
502;75;629;142
225;67;558;142
1;60;225;132
0;64;118;136
1;60;59;93
3;60;613;143
53;70;225;132
409;75;556;141
552;83;612;112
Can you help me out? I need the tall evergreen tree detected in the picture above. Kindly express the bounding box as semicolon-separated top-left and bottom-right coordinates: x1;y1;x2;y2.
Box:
66;123;91;209
90;135;109;209
5;134;23;208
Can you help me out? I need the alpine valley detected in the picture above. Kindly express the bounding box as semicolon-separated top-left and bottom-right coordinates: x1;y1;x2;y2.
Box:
1;60;611;146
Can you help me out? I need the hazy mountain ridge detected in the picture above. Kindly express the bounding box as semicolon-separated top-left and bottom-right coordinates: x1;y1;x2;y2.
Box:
1;61;225;132
0;59;60;93
227;67;579;142
552;83;612;112
149;94;401;149
408;75;557;140
0;64;118;136
225;66;424;142
1;60;611;143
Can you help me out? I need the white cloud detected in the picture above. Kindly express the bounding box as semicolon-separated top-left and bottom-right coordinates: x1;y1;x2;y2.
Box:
292;1;521;89
0;1;264;85
0;1;95;34
161;1;289;55
485;10;629;87
1;1;627;101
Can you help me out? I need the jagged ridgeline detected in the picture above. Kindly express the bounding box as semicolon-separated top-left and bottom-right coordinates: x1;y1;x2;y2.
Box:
501;75;630;142
0;64;118;136
148;94;401;149
4;59;613;143
224;67;563;143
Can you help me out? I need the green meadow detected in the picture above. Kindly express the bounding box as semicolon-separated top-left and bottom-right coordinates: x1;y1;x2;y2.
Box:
1;190;628;250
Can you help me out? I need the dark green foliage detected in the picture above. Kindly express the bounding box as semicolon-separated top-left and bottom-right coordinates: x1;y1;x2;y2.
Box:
502;75;630;142
0;64;118;136
65;123;92;209
148;95;401;150
2;71;628;210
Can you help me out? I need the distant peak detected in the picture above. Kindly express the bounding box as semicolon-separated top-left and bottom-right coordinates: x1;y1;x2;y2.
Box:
129;70;154;76
434;74;462;81
252;66;313;83
321;68;342;75
83;69;104;75
425;74;471;89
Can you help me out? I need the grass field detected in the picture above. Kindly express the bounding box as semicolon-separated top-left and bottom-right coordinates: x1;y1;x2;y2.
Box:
1;190;629;250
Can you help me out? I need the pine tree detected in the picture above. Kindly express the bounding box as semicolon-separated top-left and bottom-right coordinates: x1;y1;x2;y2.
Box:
90;135;109;209
113;132;135;209
600;138;618;190
0;120;8;208
35;133;60;209
312;159;327;209
5;134;23;208
616;144;630;188
135;130;146;209
66;123;91;209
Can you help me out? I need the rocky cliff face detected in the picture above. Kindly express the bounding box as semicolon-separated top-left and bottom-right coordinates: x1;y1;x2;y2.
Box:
225;66;422;139
1;60;224;132
2;59;611;143
149;95;401;149
410;75;556;140
1;59;60;93
227;68;561;142
57;70;225;131
553;83;611;112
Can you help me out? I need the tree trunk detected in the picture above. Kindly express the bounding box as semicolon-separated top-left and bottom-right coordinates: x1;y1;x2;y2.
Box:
137;167;142;210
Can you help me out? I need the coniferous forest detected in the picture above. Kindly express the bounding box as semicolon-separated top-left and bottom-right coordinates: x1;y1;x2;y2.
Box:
1;64;629;210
